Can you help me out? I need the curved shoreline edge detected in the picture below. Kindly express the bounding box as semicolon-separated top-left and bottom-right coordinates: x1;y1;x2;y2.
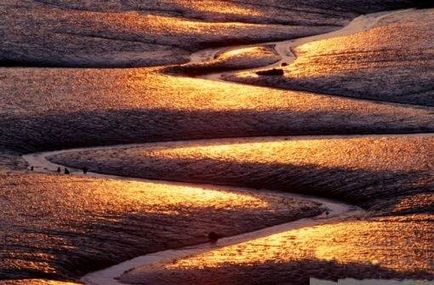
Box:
189;9;412;81
20;8;425;285
23;143;363;285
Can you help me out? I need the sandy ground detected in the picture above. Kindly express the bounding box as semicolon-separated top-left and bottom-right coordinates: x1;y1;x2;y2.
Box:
1;1;337;67
0;2;433;284
120;214;433;285
229;9;434;106
1;1;420;68
21;148;364;285
20;0;413;25
2;67;434;153
0;171;322;280
2;7;434;154
42;134;433;283
48;135;434;209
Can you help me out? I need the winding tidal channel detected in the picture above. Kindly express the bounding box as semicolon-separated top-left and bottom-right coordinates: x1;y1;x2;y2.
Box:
20;8;427;285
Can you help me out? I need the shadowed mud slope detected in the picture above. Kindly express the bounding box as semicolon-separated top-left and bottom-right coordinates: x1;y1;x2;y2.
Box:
121;214;433;285
0;1;334;68
0;0;418;67
26;0;417;24
2;68;434;153
230;9;434;106
49;135;434;209
0;2;433;284
0;172;321;280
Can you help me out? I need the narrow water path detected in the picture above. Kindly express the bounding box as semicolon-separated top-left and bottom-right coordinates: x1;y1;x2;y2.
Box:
190;9;411;81
21;8;421;285
81;203;361;285
22;141;363;285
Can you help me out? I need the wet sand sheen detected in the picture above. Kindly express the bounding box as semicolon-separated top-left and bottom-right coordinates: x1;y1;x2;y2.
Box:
2;1;433;284
45;134;434;207
22;143;362;285
119;215;433;285
22;134;433;284
15;7;432;282
228;8;434;106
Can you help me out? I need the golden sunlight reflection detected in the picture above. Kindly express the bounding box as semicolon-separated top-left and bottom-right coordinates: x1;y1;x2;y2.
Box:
109;13;267;38
288;9;434;78
5;67;434;124
289;26;396;76
129;136;434;173
2;173;320;279
175;0;262;17
218;47;272;60
76;179;274;215
149;215;432;273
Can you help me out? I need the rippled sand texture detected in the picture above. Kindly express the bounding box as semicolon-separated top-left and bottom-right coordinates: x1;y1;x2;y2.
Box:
2;0;421;67
1;1;433;284
1;0;342;67
50;136;434;209
30;0;415;24
0;173;320;280
2;68;434;153
231;9;434;106
121;215;433;285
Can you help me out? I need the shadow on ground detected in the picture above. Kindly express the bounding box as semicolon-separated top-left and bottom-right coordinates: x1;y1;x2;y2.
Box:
121;259;433;285
2;108;434;153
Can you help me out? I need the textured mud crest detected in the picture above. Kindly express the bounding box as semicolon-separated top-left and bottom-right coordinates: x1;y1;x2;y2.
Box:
0;1;433;284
